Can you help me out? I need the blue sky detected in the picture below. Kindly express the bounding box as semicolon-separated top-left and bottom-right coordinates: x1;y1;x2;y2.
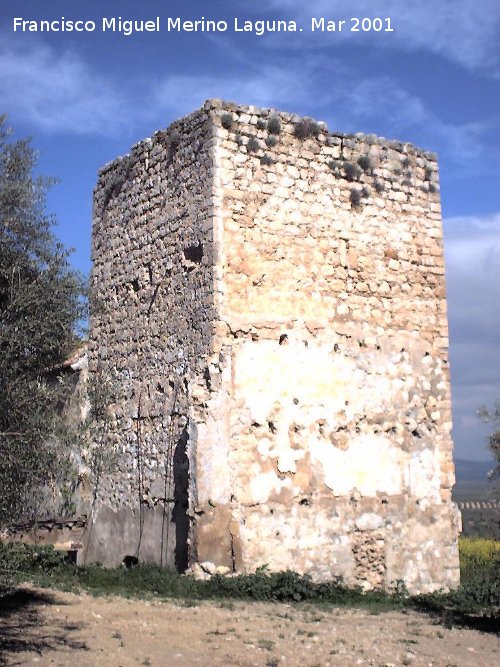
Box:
1;0;499;462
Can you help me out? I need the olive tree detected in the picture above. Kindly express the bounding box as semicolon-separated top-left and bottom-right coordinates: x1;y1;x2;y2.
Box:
0;115;86;526
478;401;500;485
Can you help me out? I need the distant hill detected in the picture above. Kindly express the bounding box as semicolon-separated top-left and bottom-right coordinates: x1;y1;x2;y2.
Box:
452;459;499;505
454;459;495;482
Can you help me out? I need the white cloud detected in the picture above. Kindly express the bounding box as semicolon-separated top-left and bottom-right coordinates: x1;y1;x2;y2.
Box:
0;34;490;172
339;78;486;164
151;67;308;119
152;67;487;169
0;37;130;135
266;0;500;73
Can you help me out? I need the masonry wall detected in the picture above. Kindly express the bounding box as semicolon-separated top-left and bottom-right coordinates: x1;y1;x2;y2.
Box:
193;101;460;593
89;100;460;593
88;107;216;568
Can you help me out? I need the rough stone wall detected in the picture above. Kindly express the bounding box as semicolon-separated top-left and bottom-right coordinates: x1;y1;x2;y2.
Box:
89;100;460;593
88;107;216;568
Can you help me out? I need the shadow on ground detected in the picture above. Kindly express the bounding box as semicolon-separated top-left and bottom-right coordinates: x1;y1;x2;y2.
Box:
0;585;87;666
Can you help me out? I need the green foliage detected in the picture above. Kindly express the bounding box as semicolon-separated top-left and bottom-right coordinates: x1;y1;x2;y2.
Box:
260;154;273;166
265;135;278;148
0;541;68;575
459;537;500;564
344;162;362;182
0;542;405;612
2;539;498;627
246;136;260;153
412;538;500;621
267;116;281;135
170;130;181;146
478;402;500;483
0;115;86;527
294;119;320;140
221;113;233;130
350;188;362;207
357;155;373;174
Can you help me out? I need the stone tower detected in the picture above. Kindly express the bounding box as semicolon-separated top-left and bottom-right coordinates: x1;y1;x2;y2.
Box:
87;100;460;593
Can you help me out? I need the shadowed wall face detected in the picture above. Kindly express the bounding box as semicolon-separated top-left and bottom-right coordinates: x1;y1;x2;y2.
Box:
88;100;460;593
88;108;216;567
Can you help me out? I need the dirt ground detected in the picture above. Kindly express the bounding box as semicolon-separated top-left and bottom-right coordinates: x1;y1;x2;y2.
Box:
0;585;498;667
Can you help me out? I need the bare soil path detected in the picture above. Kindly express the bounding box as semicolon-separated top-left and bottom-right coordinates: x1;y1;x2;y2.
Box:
0;585;498;667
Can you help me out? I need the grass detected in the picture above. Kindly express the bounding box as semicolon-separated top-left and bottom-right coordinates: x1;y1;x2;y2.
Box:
1;539;498;630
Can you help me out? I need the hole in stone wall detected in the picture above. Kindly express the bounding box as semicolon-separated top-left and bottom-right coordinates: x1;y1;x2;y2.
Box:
268;421;277;434
130;278;140;293
183;242;203;263
66;550;78;564
299;498;310;505
412;429;422;439
203;366;212;390
122;555;139;568
172;425;190;573
334;343;340;352
279;333;288;345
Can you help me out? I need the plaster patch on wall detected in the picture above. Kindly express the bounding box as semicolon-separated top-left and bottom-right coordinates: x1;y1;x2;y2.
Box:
408;447;441;502
309;434;405;496
232;338;416;497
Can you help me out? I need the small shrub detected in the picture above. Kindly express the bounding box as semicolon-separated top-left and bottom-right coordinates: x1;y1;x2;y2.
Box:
424;166;433;181
256;119;266;130
234;133;243;146
0;542;67;573
247;136;260;153
294;119;321;140
357;155;373;174
267;115;281;135
402;156;411;168
265;135;278;148
170;130;181;146
374;179;385;194
221;113;233;130
428;183;437;193
360;186;370;199
327;160;342;176
344;162;362;182
260;154;273;166
350;188;362;207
